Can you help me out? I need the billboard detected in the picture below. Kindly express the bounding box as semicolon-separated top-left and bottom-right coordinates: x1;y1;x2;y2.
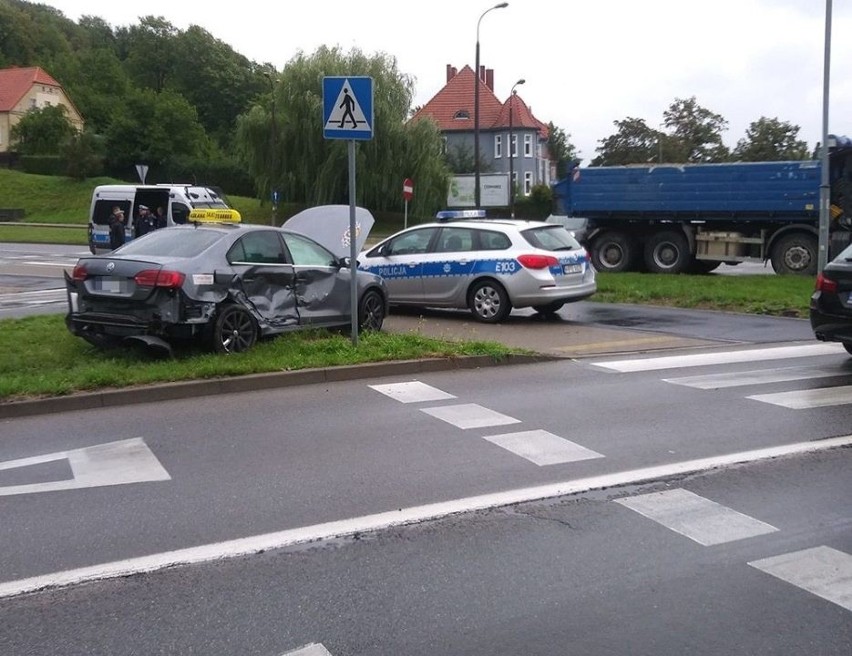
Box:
448;174;509;208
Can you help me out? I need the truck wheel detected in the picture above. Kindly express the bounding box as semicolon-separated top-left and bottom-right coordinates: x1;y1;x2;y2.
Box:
644;230;691;274
589;232;638;272
770;233;817;275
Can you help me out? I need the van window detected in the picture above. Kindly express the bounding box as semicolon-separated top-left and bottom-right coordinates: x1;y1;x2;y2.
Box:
93;200;130;226
172;203;190;225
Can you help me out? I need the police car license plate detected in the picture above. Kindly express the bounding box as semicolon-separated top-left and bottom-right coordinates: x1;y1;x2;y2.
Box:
562;263;582;274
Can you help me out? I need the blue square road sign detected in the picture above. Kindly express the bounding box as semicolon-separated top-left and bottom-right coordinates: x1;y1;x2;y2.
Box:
323;76;374;140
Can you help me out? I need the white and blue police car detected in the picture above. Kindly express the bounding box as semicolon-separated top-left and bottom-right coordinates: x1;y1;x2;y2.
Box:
359;215;596;322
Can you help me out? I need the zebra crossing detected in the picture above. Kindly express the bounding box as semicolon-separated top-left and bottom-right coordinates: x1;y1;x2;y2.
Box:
366;343;852;621
591;342;852;409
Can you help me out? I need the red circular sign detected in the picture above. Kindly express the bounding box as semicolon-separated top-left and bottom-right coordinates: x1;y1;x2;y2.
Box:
402;178;414;201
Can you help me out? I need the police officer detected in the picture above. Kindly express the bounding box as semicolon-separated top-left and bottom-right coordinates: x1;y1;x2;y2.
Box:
135;205;157;239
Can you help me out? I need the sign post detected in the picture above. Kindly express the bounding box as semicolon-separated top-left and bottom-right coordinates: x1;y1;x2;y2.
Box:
403;178;414;229
323;76;374;345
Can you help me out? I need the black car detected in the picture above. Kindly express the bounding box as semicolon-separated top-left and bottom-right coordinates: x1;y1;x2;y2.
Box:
65;206;388;354
810;242;852;356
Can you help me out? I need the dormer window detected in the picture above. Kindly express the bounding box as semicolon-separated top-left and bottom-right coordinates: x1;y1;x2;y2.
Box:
453;110;470;120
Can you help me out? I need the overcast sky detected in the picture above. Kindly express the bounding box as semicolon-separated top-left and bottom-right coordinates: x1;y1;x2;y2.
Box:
43;0;852;163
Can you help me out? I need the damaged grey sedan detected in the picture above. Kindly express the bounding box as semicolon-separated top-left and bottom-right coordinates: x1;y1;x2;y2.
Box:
64;206;388;354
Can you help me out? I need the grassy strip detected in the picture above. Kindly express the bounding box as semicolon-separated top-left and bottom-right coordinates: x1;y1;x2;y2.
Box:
0;315;518;402
594;272;815;317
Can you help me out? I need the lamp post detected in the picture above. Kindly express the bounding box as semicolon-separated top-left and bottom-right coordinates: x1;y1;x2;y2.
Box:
508;78;525;218
474;2;508;209
818;0;832;273
264;71;278;226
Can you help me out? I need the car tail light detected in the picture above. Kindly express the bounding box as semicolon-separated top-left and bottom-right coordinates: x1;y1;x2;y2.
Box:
71;264;89;281
815;272;838;293
517;254;559;270
133;269;186;288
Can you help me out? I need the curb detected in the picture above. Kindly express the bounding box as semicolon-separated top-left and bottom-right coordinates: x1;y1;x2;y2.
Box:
0;353;557;420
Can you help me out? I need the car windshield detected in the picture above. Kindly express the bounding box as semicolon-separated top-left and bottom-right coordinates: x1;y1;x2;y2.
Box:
547;215;588;231
833;243;852;261
116;228;224;257
521;225;582;252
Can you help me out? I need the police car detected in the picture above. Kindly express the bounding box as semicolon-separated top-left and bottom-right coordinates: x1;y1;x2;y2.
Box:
359;214;596;322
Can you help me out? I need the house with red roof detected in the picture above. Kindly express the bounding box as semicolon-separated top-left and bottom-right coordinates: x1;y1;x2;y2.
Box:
0;66;84;154
411;64;554;205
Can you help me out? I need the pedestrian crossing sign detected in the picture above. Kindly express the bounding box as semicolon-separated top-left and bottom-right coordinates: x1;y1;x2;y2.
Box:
323;76;374;140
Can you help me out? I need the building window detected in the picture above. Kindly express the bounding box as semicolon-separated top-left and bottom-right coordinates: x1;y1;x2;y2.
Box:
441;136;448;154
512;171;517;189
495;134;502;159
524;134;532;157
510;134;518;158
524;172;533;195
453;109;470;120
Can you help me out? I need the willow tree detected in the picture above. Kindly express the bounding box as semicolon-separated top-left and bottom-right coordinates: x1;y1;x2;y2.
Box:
235;45;450;216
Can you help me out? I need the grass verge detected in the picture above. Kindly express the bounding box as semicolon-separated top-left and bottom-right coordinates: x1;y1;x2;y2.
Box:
0;315;520;402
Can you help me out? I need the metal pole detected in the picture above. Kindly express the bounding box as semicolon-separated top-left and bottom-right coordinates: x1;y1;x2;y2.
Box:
474;2;508;210
818;0;832;273
508;79;524;219
348;139;358;346
404;199;408;230
509;96;513;218
266;71;278;226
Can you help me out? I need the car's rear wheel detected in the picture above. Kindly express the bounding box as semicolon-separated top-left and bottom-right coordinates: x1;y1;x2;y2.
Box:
533;301;564;316
358;289;386;332
208;305;258;353
468;279;511;323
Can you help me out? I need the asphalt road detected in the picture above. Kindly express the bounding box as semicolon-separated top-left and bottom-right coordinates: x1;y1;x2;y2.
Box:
1;242;849;654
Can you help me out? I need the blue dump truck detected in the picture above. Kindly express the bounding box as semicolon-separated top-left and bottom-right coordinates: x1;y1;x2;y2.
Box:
552;135;852;274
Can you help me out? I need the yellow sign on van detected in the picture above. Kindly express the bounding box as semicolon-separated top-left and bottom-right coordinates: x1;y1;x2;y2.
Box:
188;208;242;224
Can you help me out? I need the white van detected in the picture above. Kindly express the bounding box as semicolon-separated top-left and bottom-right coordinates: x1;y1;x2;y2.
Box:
87;184;233;253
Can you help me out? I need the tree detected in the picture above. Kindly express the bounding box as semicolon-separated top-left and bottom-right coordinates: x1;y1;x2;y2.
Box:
62;129;105;180
104;87;209;173
662;96;729;163
10;104;76;155
732;117;809;161
547;122;578;177
121;16;179;93
170;25;267;148
235;46;450;215
591;117;663;166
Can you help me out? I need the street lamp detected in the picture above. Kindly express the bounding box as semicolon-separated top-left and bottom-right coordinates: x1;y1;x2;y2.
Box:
508;78;525;218
474;1;508;209
818;0;832;272
264;71;278;226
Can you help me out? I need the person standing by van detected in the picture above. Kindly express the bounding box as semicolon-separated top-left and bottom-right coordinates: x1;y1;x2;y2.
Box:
134;205;157;238
109;206;126;250
155;206;167;229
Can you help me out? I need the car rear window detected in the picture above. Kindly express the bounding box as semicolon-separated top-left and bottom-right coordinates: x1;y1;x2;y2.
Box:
521;225;582;251
117;228;224;257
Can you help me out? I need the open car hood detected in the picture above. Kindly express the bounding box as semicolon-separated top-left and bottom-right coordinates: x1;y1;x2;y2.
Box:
282;205;375;259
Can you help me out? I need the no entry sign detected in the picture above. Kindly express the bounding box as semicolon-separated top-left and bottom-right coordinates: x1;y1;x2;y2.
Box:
402;178;414;201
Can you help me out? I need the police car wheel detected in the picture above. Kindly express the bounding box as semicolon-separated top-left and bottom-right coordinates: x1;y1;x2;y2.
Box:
468;279;511;323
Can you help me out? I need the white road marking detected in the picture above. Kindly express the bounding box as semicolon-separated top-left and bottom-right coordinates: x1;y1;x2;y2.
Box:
663;366;847;389
369;381;456;403
482;430;604;466
1;435;849;599
615;489;777;546
420;403;521;429
750;546;852;612
748;385;852;409
281;644;333;656
591;343;845;373
0;438;171;496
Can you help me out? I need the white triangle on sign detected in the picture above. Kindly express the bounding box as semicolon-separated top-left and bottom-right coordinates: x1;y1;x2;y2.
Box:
325;79;370;132
0;438;171;496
